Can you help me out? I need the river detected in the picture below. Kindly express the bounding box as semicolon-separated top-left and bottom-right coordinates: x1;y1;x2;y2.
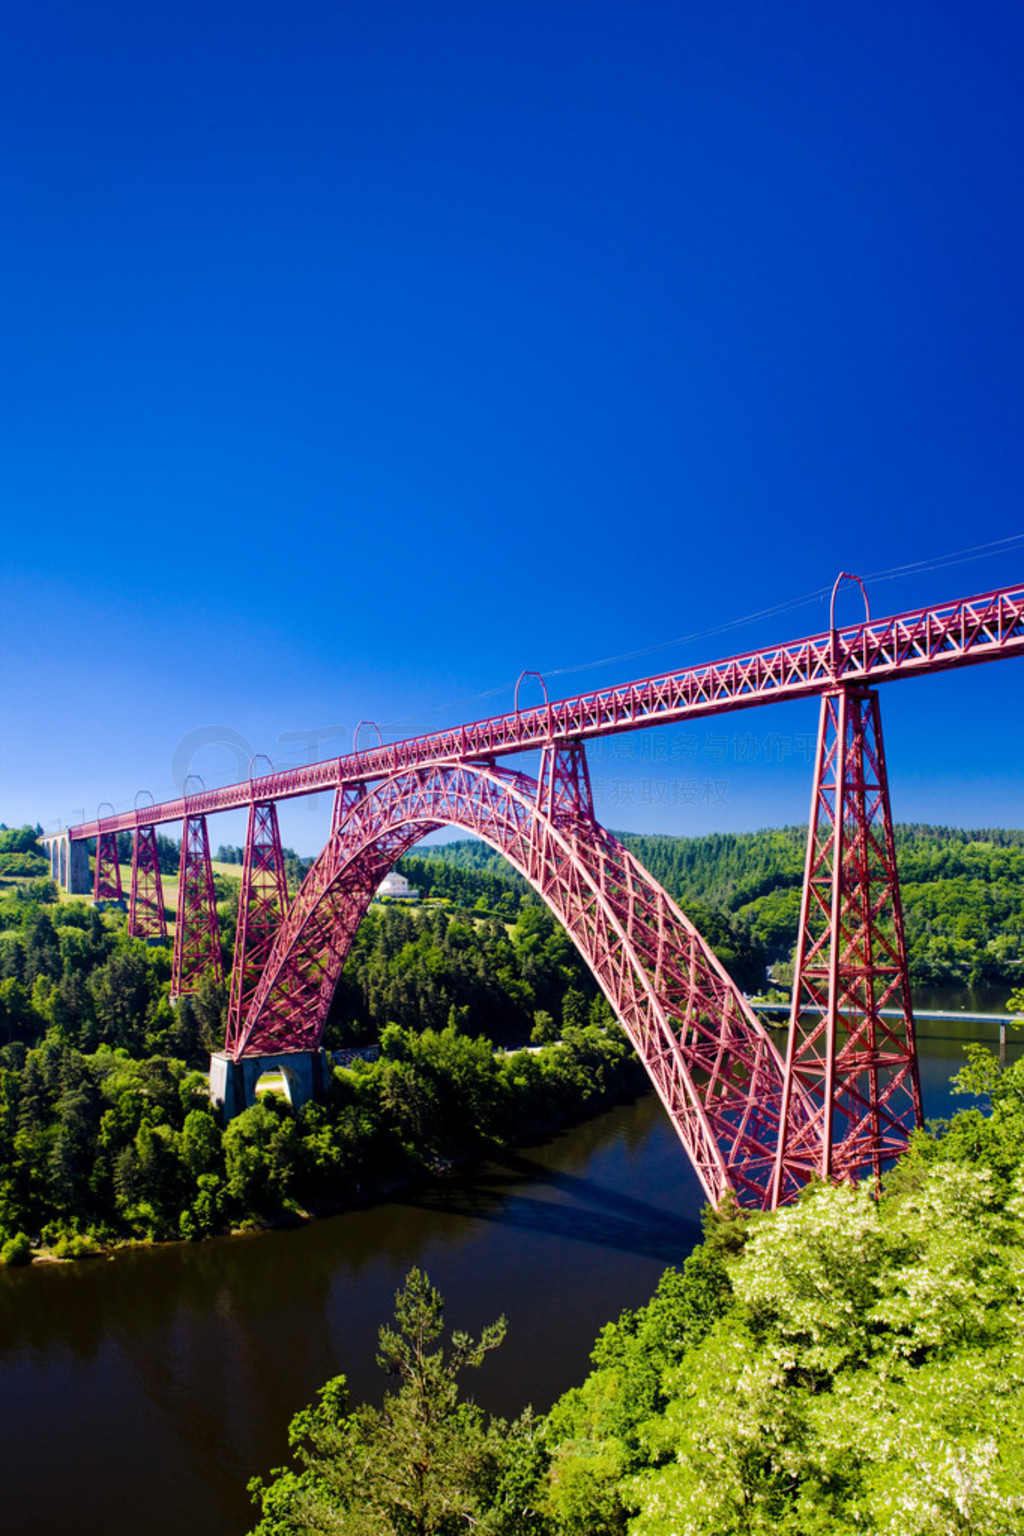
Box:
0;1011;1019;1536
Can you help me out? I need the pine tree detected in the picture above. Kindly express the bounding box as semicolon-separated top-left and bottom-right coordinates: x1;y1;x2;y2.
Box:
248;1268;515;1536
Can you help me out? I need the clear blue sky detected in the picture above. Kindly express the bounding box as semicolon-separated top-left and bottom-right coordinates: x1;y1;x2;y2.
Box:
2;0;1022;855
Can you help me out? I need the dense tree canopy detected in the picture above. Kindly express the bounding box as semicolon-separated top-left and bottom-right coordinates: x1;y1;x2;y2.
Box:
4;821;1024;1531
1;818;1021;1267
419;827;1024;989
249;1049;1024;1536
248;1269;533;1536
0;823;49;877
0;842;642;1257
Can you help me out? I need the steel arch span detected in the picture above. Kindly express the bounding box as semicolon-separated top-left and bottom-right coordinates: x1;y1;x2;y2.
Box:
230;750;808;1210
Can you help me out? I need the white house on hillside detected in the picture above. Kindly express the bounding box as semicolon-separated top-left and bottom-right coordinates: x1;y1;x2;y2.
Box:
376;871;419;901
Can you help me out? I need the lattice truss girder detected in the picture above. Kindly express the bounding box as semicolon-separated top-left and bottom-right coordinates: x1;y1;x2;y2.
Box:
224;802;290;1053
130;826;167;940
171;814;222;996
93;831;122;902
67;587;1024;851
233;749;809;1210
773;687;923;1197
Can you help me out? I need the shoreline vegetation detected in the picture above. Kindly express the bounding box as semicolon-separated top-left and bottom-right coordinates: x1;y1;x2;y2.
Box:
5;821;1024;1531
0;825;647;1265
248;1045;1024;1535
1;820;1022;1267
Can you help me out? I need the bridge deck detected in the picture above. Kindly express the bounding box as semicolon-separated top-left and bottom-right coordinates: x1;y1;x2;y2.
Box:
69;581;1024;839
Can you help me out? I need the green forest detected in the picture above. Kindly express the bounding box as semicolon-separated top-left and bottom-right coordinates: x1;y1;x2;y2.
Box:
3;818;1024;1531
1;816;1022;1265
410;824;1024;989
248;1046;1024;1535
0;828;640;1259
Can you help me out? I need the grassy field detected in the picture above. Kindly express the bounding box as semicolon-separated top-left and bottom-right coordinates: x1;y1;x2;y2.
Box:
253;1069;288;1098
64;860;244;917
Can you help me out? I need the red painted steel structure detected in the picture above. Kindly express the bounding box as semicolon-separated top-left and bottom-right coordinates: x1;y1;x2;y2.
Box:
60;579;1024;1207
93;831;123;902
770;687;923;1203
129;826;167;941
225;803;290;1052
171;814;222;996
233;750;811;1208
68;583;1024;842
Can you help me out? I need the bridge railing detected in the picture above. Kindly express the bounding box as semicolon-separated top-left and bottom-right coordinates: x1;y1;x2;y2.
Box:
68;581;1024;842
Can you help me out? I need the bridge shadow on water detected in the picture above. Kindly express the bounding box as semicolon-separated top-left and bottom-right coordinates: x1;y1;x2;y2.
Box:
397;1147;703;1266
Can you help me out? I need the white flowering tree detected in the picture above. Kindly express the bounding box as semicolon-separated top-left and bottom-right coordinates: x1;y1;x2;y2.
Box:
625;1143;1024;1536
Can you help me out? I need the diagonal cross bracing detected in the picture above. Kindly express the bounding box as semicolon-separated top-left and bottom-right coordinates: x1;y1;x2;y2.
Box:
93;831;122;902
129;826;166;940
62;578;1023;1209
771;687;923;1201
171;814;222;996
230;754;811;1210
69;582;1024;843
224;802;290;1053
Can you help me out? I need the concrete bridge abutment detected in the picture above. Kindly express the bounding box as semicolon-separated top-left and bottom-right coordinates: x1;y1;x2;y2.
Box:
209;1049;330;1120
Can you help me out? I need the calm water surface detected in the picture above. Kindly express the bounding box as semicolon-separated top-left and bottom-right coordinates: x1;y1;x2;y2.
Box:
0;1009;1019;1536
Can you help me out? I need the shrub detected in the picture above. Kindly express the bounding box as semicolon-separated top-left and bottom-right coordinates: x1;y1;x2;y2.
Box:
2;1232;32;1266
51;1231;102;1261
